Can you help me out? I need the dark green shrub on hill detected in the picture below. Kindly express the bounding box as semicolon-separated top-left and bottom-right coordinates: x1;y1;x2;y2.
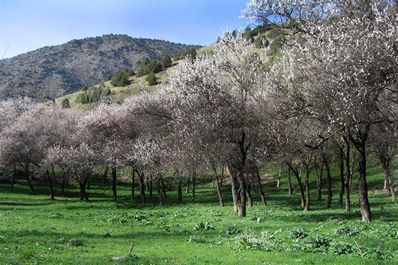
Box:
243;26;255;43
161;54;172;68
136;60;162;77
60;98;70;108
146;72;158;86
111;69;134;87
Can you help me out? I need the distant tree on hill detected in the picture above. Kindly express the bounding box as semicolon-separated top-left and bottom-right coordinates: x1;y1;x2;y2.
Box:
136;60;162;77
243;26;255;42
61;98;70;109
161;54;172;68
146;72;158;86
111;69;133;87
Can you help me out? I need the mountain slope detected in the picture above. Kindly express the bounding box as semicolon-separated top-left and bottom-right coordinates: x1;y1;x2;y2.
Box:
0;34;200;100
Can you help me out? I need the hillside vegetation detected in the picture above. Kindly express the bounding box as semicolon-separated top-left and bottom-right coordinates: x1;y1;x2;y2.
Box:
0;34;200;100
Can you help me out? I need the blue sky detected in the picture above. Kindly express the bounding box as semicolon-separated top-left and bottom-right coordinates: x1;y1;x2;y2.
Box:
0;0;249;58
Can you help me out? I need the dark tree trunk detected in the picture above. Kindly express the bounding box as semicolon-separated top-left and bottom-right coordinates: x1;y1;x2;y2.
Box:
211;164;224;206
161;176;167;199
131;170;135;201
186;175;190;194
157;175;165;205
304;166;310;211
287;168;293;195
176;171;183;203
324;158;333;209
236;168;248;217
192;171;196;199
10;163;16;191
79;179;89;201
25;163;35;194
317;160;323;201
350;150;356;190
338;145;345;207
111;165;117;201
345;141;352;212
48;170;55;200
357;142;372;221
137;171;146;203
291;166;305;208
103;167;108;184
255;166;266;205
61;174;66;195
149;175;153;198
246;183;253;207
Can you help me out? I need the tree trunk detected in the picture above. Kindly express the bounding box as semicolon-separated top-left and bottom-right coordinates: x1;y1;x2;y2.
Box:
357;143;372;222
61;174;66;195
186;175;190;193
304;166;310;211
338;145;345;207
287;168;293;195
103;167;108;184
211;164;224;206
246;183;253;207
161;176;167;199
292;168;305;208
79;179;89;201
324;158;332;209
10;163;16;191
176;171;183;203
131;170;135;201
345;141;352;212
149;175;153;198
382;162;396;203
48;170;55;200
25;163;35;194
236;169;248;217
317;160;323;201
111;165;117;201
157;175;165;205
350;150;356;190
229;166;239;214
192;171;196;199
137;171;146;203
255;166;267;205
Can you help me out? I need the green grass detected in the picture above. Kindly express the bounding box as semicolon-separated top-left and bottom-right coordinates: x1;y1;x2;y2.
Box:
1;157;398;265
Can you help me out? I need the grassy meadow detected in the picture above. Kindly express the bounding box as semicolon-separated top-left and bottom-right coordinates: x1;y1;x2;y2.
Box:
1;158;398;265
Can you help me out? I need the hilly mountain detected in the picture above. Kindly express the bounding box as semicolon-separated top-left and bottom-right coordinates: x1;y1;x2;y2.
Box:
0;34;200;100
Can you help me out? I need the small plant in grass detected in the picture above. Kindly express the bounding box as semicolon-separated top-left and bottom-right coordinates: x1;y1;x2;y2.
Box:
335;225;359;237
193;221;214;231
68;238;84;247
232;230;270;251
225;226;241;236
188;235;208;244
310;235;331;250
330;242;354;255
291;228;308;240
